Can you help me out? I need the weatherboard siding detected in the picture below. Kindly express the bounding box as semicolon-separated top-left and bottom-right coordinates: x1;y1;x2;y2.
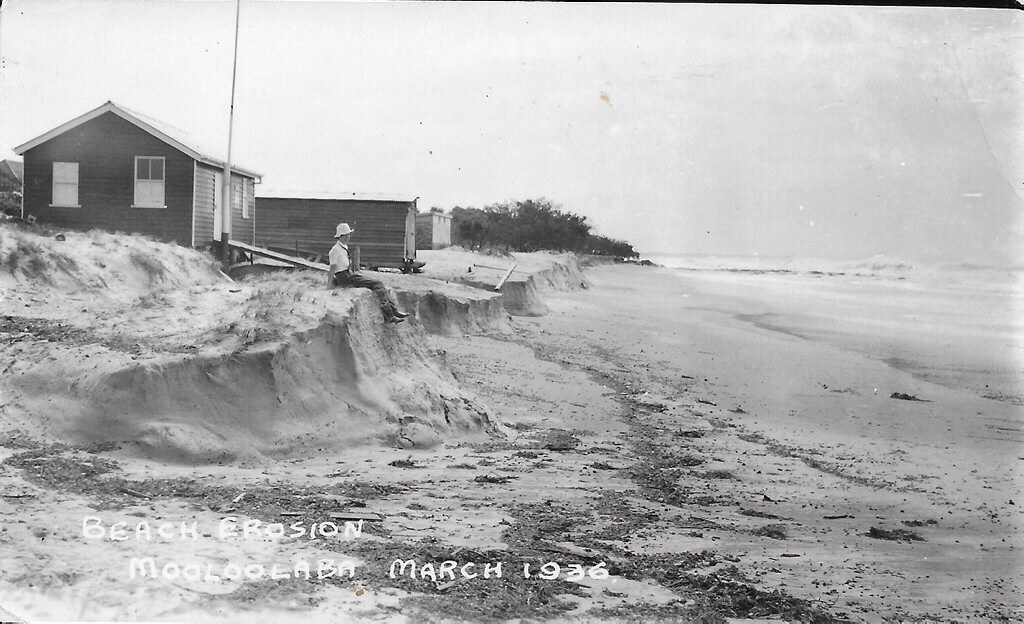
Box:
254;197;416;267
191;164;254;247
21;112;194;245
193;165;216;246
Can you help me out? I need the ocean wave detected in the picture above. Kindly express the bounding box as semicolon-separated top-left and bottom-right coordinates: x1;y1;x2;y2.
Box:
640;253;1022;279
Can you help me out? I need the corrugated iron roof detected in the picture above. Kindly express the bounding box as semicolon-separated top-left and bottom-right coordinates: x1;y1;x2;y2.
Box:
12;101;262;179
257;189;418;202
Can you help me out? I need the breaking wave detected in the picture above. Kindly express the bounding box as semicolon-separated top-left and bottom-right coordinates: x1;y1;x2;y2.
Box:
641;253;1021;283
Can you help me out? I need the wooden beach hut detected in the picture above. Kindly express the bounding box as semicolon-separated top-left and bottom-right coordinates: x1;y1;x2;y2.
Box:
13;101;261;248
254;192;420;271
415;210;452;250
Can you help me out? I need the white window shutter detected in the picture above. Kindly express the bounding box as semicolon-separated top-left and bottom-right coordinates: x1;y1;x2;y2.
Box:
53;162;79;206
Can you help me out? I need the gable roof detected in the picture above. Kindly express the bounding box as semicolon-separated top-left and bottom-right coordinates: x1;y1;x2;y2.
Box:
13;101;261;180
0;159;23;183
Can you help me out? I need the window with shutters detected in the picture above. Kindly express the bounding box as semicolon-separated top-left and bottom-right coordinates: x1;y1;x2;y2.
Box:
231;178;253;219
134;156;165;208
230;178;246;219
51;162;79;207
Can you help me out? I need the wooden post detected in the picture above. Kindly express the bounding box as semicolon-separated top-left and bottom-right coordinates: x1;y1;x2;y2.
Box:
220;0;242;268
351;245;361;272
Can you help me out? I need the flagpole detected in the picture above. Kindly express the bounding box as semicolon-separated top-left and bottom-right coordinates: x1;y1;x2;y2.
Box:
221;0;242;267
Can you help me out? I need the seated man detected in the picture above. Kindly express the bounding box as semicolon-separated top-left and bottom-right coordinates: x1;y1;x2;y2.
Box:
329;223;409;324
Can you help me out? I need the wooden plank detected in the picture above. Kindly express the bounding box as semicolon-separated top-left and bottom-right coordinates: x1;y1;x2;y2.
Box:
473;263;523;273
494;263;518;291
228;240;328;272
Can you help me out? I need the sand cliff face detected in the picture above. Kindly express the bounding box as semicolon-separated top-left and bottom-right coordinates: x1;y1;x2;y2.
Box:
393;284;511;335
89;298;498;461
0;226;595;464
414;249;591;317
0;226;536;463
499;255;591;316
4;292;502;463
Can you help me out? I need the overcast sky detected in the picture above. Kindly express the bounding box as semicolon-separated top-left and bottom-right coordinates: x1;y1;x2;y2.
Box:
0;1;1020;263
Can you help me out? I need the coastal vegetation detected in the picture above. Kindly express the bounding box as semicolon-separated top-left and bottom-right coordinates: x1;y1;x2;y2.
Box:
449;198;638;258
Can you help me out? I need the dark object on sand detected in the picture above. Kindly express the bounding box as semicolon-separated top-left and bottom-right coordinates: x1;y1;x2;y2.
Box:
540;430;581;451
740;508;790;520
388;458;418;468
675;429;706;438
328;511;383;521
867;526;925;542
752;524;788;539
890;392;928;402
474;474;515;484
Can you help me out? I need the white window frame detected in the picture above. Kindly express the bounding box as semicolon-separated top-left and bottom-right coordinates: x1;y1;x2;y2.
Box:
51;162;80;207
133;156;166;208
230;177;252;219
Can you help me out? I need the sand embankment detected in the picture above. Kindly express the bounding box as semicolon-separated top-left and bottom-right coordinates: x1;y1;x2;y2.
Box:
0;226;546;461
417;248;590;316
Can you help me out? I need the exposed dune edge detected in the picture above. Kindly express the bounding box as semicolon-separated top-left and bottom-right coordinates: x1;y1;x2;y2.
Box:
0;224;520;463
8;296;504;463
0;226;594;463
414;250;591;317
498;255;591;316
397;288;512;335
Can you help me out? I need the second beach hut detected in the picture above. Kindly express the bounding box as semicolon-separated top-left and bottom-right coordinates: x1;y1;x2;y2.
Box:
255;191;420;271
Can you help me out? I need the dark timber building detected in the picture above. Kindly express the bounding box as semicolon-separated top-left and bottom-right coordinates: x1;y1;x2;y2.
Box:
255;192;419;270
14;101;262;248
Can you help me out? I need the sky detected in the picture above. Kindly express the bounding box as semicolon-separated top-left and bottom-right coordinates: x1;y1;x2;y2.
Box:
0;1;1021;263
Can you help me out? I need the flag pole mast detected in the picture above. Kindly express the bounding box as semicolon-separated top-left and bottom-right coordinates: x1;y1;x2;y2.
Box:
221;0;242;267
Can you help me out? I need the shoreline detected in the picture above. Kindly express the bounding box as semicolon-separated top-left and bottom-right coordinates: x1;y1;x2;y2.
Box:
0;256;1020;622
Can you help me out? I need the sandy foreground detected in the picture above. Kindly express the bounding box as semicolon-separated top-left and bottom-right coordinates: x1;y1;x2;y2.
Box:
0;234;1021;622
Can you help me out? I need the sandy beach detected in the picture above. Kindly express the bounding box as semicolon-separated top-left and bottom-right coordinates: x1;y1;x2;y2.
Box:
0;236;1021;622
2;3;1021;622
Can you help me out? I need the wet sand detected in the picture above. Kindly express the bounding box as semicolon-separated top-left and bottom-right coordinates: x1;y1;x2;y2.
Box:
500;263;1023;620
1;260;1021;622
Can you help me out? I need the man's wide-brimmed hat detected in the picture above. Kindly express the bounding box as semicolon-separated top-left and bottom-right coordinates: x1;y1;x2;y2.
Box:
334;223;354;238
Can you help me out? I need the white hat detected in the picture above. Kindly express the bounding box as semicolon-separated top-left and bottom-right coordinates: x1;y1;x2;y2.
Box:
334;223;354;237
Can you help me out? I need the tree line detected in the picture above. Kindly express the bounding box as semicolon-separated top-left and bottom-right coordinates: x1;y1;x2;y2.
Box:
445;198;638;258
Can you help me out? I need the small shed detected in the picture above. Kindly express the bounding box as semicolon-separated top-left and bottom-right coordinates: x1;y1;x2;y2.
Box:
255;192;419;270
416;210;452;250
12;101;261;248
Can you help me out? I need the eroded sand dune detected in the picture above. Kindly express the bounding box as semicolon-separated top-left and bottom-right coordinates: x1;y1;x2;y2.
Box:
0;225;511;462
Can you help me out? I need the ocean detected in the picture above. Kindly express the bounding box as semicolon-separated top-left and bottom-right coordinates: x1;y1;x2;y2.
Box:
641;253;1024;408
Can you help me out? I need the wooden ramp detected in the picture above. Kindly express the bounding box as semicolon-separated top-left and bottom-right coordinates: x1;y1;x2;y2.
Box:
228;240;329;272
